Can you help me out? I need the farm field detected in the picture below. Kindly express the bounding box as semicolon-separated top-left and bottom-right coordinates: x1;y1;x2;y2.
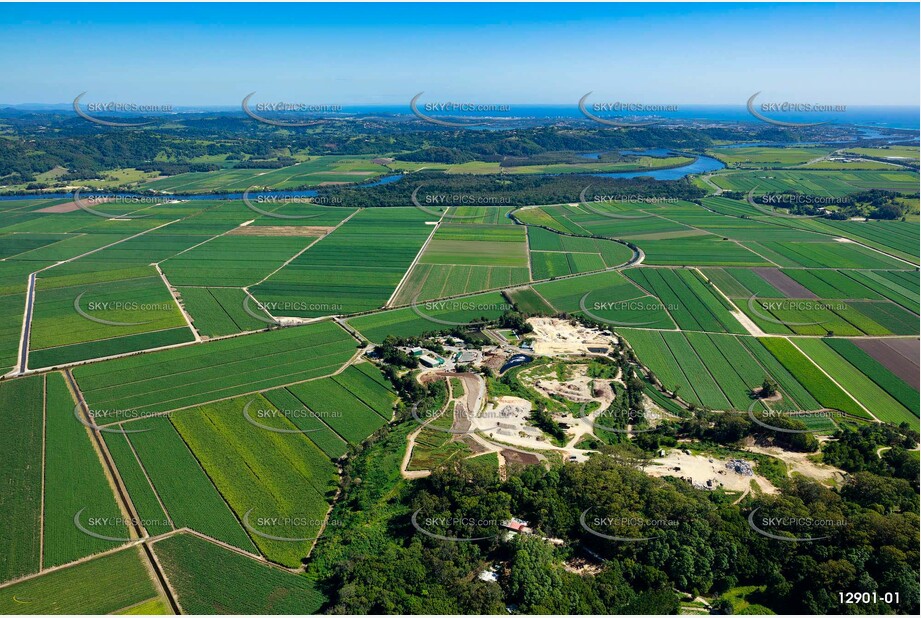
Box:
124;416;257;552
252;208;432;316
708;169;920;196
0;376;44;584
28;270;194;368
286;372;392;445
708;146;834;168
532;270;676;329
503;286;557;315
0;547;162;615
101;431;173;537
527;226;633;279
347;291;512;342
153;533;325;614
393;223;530;303
625;268;746;333
389;154;694;175
792;338;917;428
619;330;811;411
160;233;321;287
758;337;871;420
142;155;391;193
42;372;130;567
176;287;271;337
73;320;356;416
170;396;339;566
260;387;349;459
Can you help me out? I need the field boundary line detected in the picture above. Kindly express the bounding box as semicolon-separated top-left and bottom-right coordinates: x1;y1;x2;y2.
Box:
524;225;534;281
693;267;765;336
105;346;365;425
30;325;192;356
140;539;183;615
249;207;362;288
0;542;145;590
62;370;142;539
385;210;444;308
155;263;201;342
699;196;919;267
37;219;181;274
787;338;880;423
38;374;46;571
280;386;352;447
13;272;36;375
149;528;302;574
123;431;175;530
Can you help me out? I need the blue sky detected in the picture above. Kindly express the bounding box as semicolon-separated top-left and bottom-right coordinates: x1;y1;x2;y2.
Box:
0;2;918;106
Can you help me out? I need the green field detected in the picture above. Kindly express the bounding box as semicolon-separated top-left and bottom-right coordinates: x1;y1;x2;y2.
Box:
74;320;356;416
0;376;44;583
626;268;746;333
153;533;325;614
347;291;512;342
709;169;920;196
792;339;917;428
709;146;834;168
125;416;257;552
287;373;391;444
161;234;319;287
531;270;675;329
170;396;339;566
0;547;161;615
824;338;919;413
28;271;194;368
759;337;871;420
177;287;271;337
143;155;390;193
252;208;433;315
43;372;130;567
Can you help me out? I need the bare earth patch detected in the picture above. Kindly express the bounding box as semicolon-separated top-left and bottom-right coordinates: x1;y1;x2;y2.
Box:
228;225;333;237
752;267;817;299
37;199;107;213
646;450;777;494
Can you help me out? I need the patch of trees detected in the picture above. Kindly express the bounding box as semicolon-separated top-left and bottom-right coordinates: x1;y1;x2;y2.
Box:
312;430;919;615
319;171;706;208
822;423;919;489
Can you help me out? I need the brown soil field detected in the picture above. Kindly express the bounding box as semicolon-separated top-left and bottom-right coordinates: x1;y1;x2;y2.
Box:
228;225;332;237
855;338;920;388
753;267;817;298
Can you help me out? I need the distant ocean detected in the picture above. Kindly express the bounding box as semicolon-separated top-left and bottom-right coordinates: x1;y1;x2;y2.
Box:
4;103;919;131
